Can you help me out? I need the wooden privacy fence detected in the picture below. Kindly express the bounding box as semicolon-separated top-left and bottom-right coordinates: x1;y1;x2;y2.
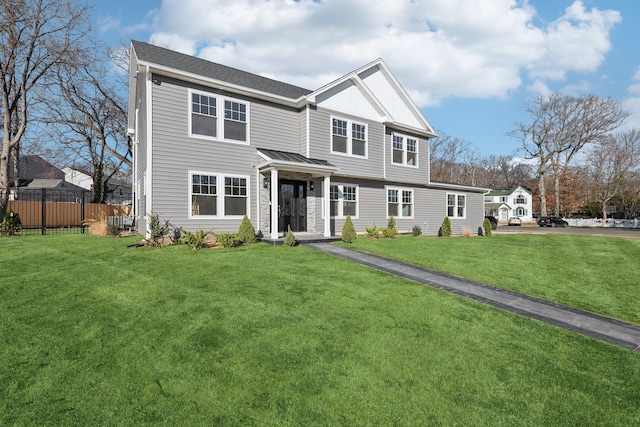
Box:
4;188;132;235
8;200;131;228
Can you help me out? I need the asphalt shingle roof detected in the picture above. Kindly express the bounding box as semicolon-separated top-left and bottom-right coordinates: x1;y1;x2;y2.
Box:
131;40;312;100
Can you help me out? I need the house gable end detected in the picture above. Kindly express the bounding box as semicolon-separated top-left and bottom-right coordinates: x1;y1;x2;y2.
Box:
308;59;436;137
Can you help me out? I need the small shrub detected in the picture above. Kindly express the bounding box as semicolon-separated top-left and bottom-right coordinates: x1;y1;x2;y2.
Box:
148;212;170;247
382;216;397;238
387;216;396;229
216;232;239;248
411;225;422;237
107;223;121;237
440;217;452;237
283;225;296;247
461;227;472;237
365;224;381;239
1;209;22;236
341;215;357;243
382;226;397;238
237;215;257;244
483;218;493;237
180;229;213;250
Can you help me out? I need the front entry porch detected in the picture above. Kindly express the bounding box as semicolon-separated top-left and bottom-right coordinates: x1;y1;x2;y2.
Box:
256;148;337;240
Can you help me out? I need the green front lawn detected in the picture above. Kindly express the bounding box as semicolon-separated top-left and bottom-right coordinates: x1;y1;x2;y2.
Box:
345;234;640;324
1;234;639;425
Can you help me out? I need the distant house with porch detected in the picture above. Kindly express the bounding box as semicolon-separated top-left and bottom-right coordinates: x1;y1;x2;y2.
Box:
484;186;533;223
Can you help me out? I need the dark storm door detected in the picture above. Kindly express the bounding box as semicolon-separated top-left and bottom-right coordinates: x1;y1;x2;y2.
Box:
278;180;306;233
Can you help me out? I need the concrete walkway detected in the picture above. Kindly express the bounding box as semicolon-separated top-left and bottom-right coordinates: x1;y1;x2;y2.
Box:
305;242;640;352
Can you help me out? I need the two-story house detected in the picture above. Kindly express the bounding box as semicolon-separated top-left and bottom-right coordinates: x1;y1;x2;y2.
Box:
127;40;487;239
484;186;533;223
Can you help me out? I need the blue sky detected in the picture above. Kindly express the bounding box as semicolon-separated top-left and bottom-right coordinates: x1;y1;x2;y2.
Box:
94;0;640;158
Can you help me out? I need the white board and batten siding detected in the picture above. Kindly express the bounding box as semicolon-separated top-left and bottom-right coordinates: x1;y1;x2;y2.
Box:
358;65;425;130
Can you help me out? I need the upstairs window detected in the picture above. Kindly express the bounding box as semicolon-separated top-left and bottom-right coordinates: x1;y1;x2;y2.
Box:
331;117;367;157
515;195;527;204
224;100;247;142
191;93;217;138
332;119;348;153
392;134;418;167
190;90;249;144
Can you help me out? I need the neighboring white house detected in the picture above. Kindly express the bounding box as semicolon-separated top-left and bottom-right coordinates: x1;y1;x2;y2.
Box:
484;186;533;223
62;167;93;190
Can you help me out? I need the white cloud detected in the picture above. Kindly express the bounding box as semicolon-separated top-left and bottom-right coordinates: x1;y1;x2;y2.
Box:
622;66;640;131
144;0;620;107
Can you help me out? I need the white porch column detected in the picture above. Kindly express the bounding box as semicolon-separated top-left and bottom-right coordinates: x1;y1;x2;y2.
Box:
270;168;279;239
323;175;331;237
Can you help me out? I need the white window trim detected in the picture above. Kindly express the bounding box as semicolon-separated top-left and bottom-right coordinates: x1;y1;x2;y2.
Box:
188;170;250;219
330;115;368;158
391;133;419;168
446;192;466;219
188;89;251;145
386;186;414;219
329;182;359;219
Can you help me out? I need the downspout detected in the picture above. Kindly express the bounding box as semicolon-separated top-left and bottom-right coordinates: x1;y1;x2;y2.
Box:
145;65;153;238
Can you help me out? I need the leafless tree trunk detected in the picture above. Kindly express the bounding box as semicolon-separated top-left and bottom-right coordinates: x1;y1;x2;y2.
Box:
0;0;91;216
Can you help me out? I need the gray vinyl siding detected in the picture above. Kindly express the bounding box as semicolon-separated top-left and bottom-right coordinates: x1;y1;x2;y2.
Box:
147;74;269;233
384;128;430;185
308;107;385;179
250;100;302;152
418;188;485;236
314;177;486;237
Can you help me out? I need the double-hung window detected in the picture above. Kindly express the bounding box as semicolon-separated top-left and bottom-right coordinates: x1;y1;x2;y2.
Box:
329;183;358;218
392;133;418;167
189;171;249;218
191;174;217;216
331;117;367;157
387;187;413;218
190;90;249;143
224;177;247;216
447;193;466;218
191;93;218;138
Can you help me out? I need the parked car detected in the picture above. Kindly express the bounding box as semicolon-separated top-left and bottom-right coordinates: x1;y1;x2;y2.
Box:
508;216;522;226
537;216;569;227
484;216;498;230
